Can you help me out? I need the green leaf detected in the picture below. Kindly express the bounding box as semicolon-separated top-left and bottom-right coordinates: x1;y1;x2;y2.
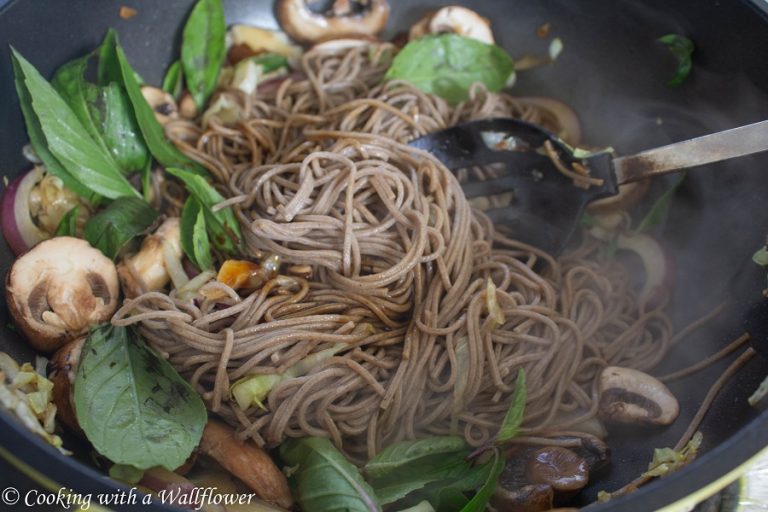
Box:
385;34;514;104
181;0;226;109
97;29;122;86
753;247;768;267
84;197;158;259
371;453;471;505
180;197;214;270
109;464;145;484
11;48;139;200
112;37;205;175
637;172;686;232
280;437;381;512
54;205;81;237
74;324;207;471
53;55;150;175
52;55;111;155
11;49;98;201
457;450;504;512
167;167;241;253
162;60;184;100
658;34;694;87
366;437;467;480
497;369;526;442
91;83;151;173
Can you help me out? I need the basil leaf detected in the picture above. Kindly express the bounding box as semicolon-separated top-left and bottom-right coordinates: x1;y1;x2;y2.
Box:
91;83;151;173
11;48;139;200
52;55;111;155
181;0;226;109
111;37;205;175
280;437;381;512
162;60;184;100
109;464;145;485
84;197;158;259
637;172;686;233
75;325;206;471
497;369;526;442
385;34;514;104
11;49;98;201
181;197;214;270
167;167;241;253
54;205;81;237
371;453;471;505
658;34;694;87
366;437;467;480
97;29;122;86
53;56;150;175
457;451;504;512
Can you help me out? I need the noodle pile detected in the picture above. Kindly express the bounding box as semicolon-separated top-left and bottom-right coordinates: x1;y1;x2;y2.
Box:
113;42;672;459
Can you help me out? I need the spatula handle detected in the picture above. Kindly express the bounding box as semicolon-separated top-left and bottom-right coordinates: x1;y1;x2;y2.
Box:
613;119;768;184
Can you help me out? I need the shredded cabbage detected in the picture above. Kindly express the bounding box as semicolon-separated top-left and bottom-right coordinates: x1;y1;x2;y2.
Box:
0;353;68;454
642;431;703;478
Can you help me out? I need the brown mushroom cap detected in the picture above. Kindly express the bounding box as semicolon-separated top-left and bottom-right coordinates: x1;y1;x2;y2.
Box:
491;483;553;512
525;447;589;492
5;237;119;353
49;337;84;434
277;0;389;44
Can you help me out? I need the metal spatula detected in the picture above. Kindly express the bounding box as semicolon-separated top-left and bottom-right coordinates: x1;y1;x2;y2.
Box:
409;118;768;254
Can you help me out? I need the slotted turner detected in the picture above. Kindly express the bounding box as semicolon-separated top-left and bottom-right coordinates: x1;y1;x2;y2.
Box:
409;118;768;254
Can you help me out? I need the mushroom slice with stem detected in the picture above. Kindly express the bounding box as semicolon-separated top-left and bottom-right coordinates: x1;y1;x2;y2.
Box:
599;366;679;425
277;0;389;44
409;6;494;44
5;237;119;353
117;217;182;298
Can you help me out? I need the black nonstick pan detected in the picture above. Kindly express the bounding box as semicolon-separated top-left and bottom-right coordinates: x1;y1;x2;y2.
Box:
1;0;768;510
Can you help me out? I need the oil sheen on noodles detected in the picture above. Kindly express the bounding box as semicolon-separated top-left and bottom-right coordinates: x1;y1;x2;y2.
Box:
112;41;672;460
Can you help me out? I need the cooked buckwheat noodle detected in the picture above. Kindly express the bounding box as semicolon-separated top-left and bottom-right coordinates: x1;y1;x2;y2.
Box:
112;41;675;459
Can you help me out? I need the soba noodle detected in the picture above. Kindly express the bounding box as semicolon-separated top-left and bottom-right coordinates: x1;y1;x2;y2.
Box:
113;41;672;459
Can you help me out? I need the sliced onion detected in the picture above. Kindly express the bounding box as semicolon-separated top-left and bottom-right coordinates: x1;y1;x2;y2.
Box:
617;233;673;305
515;96;582;146
163;239;190;290
1;167;48;256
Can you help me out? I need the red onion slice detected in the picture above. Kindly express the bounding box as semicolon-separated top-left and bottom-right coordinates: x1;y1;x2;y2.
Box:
1;167;48;256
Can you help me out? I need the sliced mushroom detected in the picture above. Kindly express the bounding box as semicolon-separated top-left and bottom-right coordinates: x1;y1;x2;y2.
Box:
228;24;303;64
117;217;182;298
277;0;389;44
599;366;679;425
491;483;553;512
48;337;84;434
525;447;589;494
409;6;494;44
6;237;119;353
141;86;179;125
198;419;293;508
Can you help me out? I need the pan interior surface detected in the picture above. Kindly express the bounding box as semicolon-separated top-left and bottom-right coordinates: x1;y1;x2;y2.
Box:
1;0;768;510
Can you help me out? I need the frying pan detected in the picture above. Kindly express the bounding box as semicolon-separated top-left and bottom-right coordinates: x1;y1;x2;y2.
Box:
1;0;768;510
